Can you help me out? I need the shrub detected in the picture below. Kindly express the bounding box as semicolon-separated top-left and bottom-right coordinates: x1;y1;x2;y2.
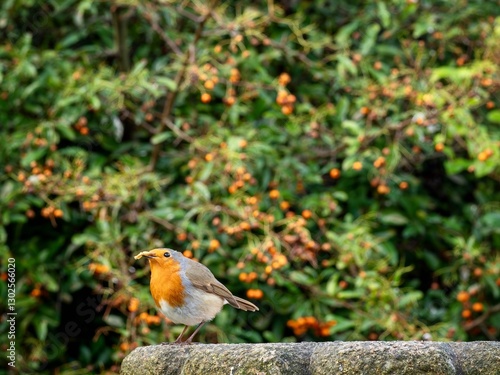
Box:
0;1;499;373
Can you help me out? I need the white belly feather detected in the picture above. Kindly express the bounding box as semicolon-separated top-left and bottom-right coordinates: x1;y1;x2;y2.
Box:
159;287;226;326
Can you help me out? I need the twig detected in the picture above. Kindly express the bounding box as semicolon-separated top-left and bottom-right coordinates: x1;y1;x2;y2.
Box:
464;303;500;331
148;1;217;171
111;5;131;72
161;117;195;144
141;6;182;56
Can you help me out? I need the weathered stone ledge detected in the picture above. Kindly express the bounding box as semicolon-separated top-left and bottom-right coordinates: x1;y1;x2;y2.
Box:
120;341;500;375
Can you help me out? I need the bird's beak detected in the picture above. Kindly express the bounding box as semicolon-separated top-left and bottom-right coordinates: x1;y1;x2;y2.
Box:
134;251;157;260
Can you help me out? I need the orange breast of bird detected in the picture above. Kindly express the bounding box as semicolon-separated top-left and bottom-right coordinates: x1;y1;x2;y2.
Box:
149;259;185;308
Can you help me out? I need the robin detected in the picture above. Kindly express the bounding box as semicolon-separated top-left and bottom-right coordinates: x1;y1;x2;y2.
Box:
135;248;259;344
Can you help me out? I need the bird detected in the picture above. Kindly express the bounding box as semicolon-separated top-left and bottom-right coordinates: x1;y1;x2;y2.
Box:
134;248;259;344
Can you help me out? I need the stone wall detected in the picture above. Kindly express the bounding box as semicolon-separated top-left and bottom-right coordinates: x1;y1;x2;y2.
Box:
120;341;499;374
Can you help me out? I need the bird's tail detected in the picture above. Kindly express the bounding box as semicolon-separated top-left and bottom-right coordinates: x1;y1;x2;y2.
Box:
233;296;259;311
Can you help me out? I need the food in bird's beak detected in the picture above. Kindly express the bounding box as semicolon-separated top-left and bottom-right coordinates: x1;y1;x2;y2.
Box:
134;251;151;260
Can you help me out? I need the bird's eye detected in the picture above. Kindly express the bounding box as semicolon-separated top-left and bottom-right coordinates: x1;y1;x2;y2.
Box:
164;252;171;258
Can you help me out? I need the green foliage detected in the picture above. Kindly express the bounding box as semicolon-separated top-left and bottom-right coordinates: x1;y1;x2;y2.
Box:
1;0;499;373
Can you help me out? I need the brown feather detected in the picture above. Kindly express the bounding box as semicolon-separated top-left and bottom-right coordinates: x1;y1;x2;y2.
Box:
185;259;240;307
233;296;259;311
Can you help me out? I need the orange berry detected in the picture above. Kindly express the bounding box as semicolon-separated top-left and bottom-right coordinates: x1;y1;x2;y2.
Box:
473;268;483;277
281;105;293;115
481;78;492;87
204;79;215;90
360;107;370;115
224;96;236;106
319;326;331;337
280;201;290;210
320;243;331;251
201;93;212;103
128;297;139;312
246;196;258;205
329;168;341;179
253;289;263;299
239;272;248;282
435;143;444;152
304;316;317;326
399;181;409;190
204;153;214;162
472;302;483;312
30;288;42;298
208;239;220;252
373;157;385;168
239;139;248;148
239;222;251;231
183;250;193;258
477;152;487;161
269;189;280;199
456;291;470;303
377;184;390;195
352;161;363;171
53;209;63;218
486;101;495;109
373;61;382;70
301;209;312;219
177;233;187;241
278;72;291;86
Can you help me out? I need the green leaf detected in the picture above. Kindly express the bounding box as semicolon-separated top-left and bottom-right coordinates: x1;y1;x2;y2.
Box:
486;110;500;124
21;148;47;168
398;291;423;308
377;2;391;28
379;212;408;226
289;271;314;286
156;77;177;91
103;314;124;328
192;181;211;201
34;318;48;341
151;131;172;145
56;123;77;141
337;290;365;299
360;24;381;55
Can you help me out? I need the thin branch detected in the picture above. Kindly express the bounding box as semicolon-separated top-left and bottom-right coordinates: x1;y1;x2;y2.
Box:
142;7;182;56
111;5;131;72
162;117;196;144
464;303;500;331
148;1;217;171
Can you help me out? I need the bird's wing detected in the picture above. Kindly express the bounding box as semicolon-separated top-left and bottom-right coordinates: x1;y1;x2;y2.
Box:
185;261;240;308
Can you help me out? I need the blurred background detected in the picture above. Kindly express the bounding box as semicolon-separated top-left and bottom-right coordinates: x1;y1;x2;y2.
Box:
1;0;499;373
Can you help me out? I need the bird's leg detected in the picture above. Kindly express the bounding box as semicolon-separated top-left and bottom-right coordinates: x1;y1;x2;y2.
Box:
173;325;189;344
183;321;207;344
